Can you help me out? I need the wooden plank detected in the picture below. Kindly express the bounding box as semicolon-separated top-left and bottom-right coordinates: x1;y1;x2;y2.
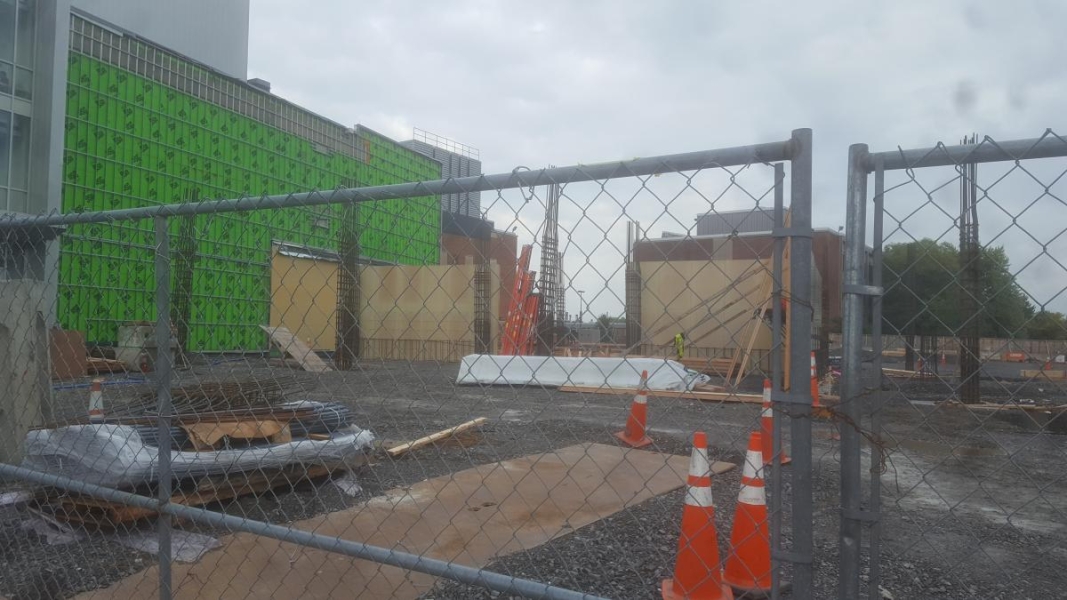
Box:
180;419;287;449
387;418;489;458
558;384;765;404
733;269;774;387
1020;369;1067;380
41;463;346;528
260;325;332;372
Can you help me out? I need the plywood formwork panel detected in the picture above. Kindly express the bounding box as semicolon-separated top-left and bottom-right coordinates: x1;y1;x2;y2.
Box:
638;259;774;356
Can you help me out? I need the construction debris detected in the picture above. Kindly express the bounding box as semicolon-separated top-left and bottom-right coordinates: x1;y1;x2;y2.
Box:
86;356;128;375
32;463;342;529
387;418;489;458
22;423;374;488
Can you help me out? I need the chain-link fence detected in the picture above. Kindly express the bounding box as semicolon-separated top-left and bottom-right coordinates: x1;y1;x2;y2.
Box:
0;129;817;599
839;131;1067;600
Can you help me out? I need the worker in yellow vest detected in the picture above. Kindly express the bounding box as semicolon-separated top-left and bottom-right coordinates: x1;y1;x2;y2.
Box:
674;332;685;360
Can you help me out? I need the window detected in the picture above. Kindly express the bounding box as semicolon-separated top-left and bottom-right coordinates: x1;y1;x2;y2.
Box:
10;112;29;190
14;0;33;69
14;66;29;99
0;0;13;63
0;110;9;187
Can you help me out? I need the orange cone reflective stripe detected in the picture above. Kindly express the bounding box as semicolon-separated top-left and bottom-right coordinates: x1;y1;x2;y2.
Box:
661;431;733;600
723;432;772;595
615;370;652;448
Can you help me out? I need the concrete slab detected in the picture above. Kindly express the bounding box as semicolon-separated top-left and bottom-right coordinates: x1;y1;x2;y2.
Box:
79;443;732;599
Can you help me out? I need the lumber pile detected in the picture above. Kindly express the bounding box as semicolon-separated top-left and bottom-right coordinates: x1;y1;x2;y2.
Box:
33;463;342;529
1021;369;1067;380
558;385;764;404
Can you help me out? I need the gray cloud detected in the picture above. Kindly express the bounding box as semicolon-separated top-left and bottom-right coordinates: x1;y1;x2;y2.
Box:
249;0;1067;316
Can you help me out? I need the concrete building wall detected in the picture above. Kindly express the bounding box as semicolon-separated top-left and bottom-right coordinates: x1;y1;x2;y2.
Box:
71;0;250;78
0;280;48;462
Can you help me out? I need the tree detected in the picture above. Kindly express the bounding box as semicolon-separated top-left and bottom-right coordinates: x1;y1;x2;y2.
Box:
596;313;621;343
1027;311;1067;340
882;239;1034;338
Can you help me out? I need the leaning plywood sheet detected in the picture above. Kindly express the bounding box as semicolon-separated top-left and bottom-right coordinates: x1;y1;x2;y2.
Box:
456;355;707;391
260;325;332;372
22;424;374;488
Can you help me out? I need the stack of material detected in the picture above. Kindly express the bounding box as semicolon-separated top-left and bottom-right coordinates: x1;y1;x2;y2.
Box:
23;424;374;489
131;401;352;449
283;401;352;437
24;376;371;528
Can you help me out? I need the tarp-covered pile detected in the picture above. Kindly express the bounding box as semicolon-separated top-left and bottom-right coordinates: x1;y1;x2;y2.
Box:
456;355;708;391
22;424;375;488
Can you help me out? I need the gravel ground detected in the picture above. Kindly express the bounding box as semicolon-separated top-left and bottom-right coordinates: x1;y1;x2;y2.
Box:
2;357;1065;599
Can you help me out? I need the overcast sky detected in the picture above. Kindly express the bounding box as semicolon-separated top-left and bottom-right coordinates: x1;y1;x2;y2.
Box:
248;1;1067;318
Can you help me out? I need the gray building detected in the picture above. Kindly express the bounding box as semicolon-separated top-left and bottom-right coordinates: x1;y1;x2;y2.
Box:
401;128;482;218
695;207;776;236
70;0;250;78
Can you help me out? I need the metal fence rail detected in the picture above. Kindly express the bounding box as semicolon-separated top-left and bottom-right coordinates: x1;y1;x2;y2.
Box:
0;130;814;599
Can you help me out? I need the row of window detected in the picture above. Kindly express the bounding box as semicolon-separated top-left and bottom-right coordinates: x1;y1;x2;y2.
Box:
1;0;35;214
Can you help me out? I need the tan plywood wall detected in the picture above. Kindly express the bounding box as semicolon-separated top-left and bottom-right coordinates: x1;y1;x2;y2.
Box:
359;264;499;349
270;249;340;352
638;259;776;353
270;248;499;361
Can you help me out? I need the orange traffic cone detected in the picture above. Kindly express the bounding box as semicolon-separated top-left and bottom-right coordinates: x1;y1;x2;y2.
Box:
810;351;821;408
662;432;733;600
88;378;105;422
761;379;790;466
615;370;653;448
723;432;772;596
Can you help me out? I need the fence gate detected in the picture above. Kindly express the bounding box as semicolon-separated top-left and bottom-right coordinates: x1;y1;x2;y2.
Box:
840;132;1067;599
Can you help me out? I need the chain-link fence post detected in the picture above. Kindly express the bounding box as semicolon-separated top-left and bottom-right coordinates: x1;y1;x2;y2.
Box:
786;127;815;600
153;216;174;600
840;143;871;599
770;161;786;600
867;155;886;600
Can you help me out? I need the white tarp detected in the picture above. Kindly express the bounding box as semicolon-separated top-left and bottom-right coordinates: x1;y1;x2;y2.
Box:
22;424;375;488
455;355;707;391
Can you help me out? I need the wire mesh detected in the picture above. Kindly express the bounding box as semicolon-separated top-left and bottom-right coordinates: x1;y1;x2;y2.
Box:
839;131;1067;600
0;132;815;600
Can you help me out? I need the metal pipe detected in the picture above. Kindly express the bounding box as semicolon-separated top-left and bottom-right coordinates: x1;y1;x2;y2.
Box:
786;128;814;600
867;157;886;600
153;216;173;600
839;144;870;599
865;132;1067;171
0;462;607;600
0;141;797;229
770;162;785;600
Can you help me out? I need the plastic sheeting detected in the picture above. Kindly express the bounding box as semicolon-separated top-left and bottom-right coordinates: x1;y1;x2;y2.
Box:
455;355;708;391
22;424;375;489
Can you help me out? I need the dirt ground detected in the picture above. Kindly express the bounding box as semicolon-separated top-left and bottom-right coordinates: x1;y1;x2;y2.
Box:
2;357;1065;599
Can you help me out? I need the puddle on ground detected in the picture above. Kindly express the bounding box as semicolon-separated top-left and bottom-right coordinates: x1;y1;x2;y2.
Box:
892;438;1004;457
